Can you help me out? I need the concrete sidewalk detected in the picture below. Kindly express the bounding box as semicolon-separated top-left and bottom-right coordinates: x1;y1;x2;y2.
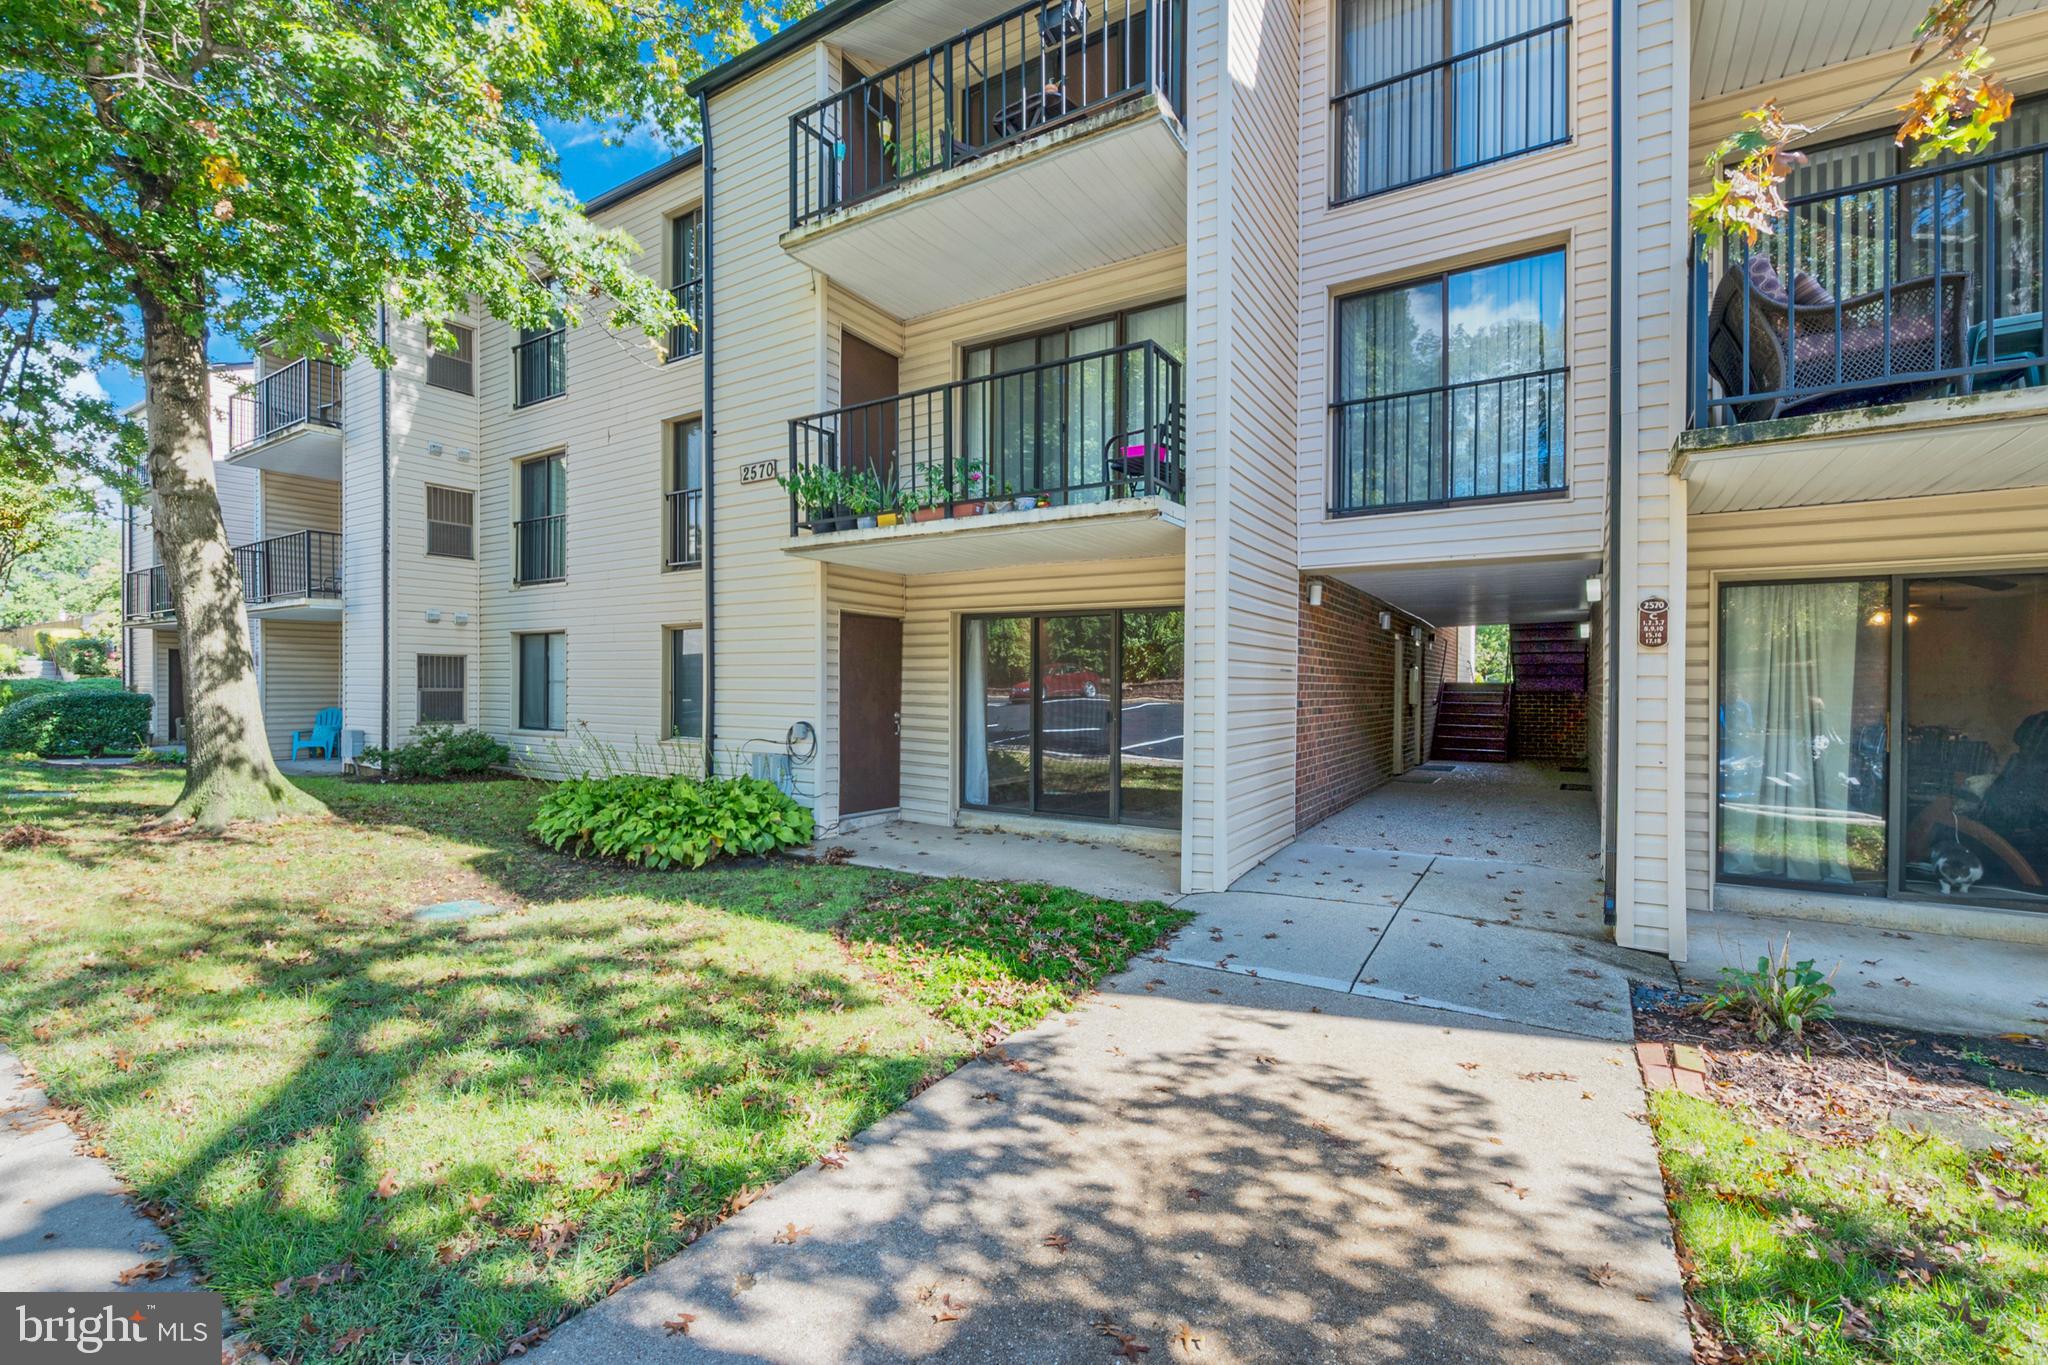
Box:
528;962;1689;1365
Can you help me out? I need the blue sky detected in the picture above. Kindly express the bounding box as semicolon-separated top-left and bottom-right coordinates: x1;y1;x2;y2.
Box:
95;118;686;412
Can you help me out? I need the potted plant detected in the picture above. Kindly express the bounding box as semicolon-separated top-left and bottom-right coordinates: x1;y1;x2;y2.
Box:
876;481;905;528
845;471;884;529
913;466;949;522
1035;493;1052;509
780;466;852;533
952;459;987;517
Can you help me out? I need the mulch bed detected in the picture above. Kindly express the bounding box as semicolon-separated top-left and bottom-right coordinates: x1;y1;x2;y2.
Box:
1633;984;2048;1147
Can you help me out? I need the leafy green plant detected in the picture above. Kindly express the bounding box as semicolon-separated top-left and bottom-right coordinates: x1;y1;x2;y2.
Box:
362;726;510;781
841;470;884;518
0;643;21;675
1697;938;1838;1043
530;772;815;869
54;635;114;677
0;688;150;757
0;676;121;710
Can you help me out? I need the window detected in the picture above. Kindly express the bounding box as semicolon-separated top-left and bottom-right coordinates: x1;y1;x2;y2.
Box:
1332;0;1571;203
417;654;467;724
426;323;475;394
517;633;566;731
961;608;1183;827
666;420;704;569
514;289;567;406
961;300;1186;505
669;211;704;361
425;485;474;559
1332;249;1567;514
1717;571;2048;911
515;455;565;584
667;626;704;739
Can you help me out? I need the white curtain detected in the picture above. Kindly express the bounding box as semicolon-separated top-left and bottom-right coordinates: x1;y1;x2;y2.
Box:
962;620;990;805
1719;582;1867;883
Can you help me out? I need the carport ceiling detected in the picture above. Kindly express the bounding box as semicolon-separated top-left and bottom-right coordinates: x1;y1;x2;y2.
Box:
1332;557;1600;628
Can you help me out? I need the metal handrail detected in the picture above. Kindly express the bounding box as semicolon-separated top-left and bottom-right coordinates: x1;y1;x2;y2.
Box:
786;339;1184;534
513;329;567;407
514;513;567;584
1330;364;1570;515
229;358;344;452
668;280;704;361
789;0;1187;228
122;566;175;623
665;487;704;567
234;530;343;606
1329;16;1571;205
1688;137;2048;428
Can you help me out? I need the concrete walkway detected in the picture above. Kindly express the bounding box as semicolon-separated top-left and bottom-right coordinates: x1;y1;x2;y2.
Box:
530;963;1690;1365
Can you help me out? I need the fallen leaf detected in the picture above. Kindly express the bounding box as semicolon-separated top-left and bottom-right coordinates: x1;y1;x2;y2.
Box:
663;1313;697;1337
1586;1262;1620;1287
772;1222;812;1245
372;1171;400;1199
1043;1232;1071;1252
117;1259;170;1285
1173;1322;1204;1353
331;1327;367;1353
1495;1180;1529;1200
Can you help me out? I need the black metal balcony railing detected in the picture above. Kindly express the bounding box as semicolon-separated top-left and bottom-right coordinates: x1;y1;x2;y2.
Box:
515;514;567;584
124;530;341;623
234;530;343;606
1690;139;2048;428
1331;367;1570;515
788;340;1184;534
514;329;567;407
122;566;175;624
229;359;344;453
1330;17;1571;205
665;488;704;568
789;0;1187;228
668;280;703;362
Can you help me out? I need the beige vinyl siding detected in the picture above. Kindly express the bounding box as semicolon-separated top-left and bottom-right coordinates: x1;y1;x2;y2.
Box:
258;620;342;759
473;155;706;774
257;471;340;537
1179;0;1302;890
1295;0;1609;573
1683;486;2048;912
699;49;835;803
340;346;388;746
387;310;484;739
1613;0;1690;957
893;556;1185;826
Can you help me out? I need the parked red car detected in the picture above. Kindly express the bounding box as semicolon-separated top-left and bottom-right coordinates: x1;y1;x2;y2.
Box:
1009;668;1104;703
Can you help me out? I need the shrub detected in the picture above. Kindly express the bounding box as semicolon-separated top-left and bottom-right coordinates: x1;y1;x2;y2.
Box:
0;677;123;710
0;688;151;757
531;773;815;869
54;636;115;677
362;726;510;780
0;643;21;675
1696;937;1837;1043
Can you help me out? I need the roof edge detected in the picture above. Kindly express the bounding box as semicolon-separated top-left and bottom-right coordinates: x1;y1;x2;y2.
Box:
687;0;896;99
583;147;704;214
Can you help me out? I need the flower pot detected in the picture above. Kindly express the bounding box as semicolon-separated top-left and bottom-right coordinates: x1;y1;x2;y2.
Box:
856;514;880;529
952;501;984;518
913;506;947;523
813;514;855;533
876;512;901;528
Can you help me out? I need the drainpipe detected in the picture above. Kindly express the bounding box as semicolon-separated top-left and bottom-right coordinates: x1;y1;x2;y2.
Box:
1601;0;1624;926
380;304;392;752
697;92;718;781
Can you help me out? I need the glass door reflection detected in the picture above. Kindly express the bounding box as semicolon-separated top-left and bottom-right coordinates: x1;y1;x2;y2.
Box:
1034;614;1114;820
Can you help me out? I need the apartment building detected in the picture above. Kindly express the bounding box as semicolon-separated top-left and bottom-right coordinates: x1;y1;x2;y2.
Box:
122;0;2048;963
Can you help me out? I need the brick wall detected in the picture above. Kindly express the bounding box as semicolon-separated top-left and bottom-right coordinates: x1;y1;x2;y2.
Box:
1296;576;1456;831
1511;688;1588;762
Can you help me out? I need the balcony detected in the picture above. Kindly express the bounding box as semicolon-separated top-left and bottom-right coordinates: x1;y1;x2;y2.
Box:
783;0;1187;318
665;488;703;569
122;530;342;625
1678;138;2048;514
782;339;1184;574
235;530;343;619
122;566;175;626
227;360;345;479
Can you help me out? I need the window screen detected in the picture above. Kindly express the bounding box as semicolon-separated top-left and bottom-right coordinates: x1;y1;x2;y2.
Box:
425;485;474;559
417;654;467;724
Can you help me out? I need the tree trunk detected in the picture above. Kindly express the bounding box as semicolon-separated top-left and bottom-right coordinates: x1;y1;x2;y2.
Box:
137;287;323;828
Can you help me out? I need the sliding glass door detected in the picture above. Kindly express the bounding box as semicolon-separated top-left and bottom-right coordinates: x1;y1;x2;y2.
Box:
1718;571;2048;910
961;609;1185;828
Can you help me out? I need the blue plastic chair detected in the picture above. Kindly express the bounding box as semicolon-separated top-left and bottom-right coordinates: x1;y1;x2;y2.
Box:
291;707;343;760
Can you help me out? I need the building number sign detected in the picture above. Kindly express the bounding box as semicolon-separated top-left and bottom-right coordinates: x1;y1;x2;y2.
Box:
1638;596;1670;649
740;459;780;485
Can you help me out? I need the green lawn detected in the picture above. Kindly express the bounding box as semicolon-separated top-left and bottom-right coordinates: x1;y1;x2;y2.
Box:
0;761;1185;1363
1653;1089;2048;1363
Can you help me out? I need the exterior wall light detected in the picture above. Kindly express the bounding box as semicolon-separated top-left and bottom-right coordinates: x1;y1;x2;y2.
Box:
1585;575;1604;603
1307;579;1324;607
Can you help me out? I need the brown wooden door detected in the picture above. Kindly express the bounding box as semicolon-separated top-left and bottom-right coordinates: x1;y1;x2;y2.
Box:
840;613;902;816
840;333;900;485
